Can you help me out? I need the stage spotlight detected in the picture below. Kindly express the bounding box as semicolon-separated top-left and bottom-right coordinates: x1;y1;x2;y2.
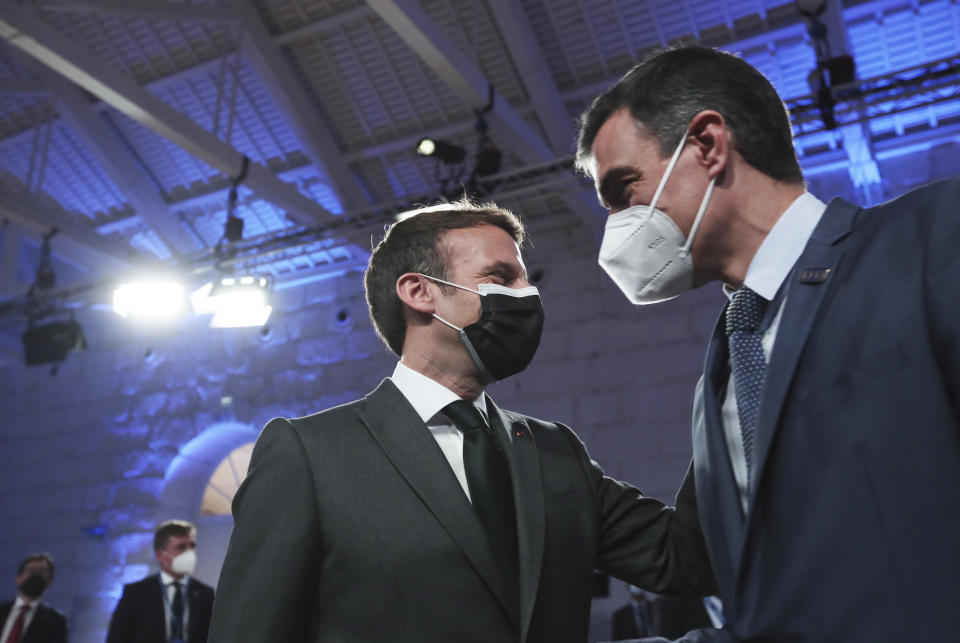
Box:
22;318;87;366
196;275;273;328
416;137;466;164
113;280;186;320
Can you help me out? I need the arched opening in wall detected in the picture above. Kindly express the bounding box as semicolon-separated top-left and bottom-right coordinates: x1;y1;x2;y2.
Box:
200;443;253;516
158;423;259;589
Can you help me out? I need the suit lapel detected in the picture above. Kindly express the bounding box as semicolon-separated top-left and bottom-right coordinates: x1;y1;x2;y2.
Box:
150;575;166;642
354;379;517;626
488;398;545;643
748;198;860;507
694;313;745;589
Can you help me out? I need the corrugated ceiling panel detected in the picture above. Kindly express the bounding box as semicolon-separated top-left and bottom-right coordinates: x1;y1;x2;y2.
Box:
521;0;575;90
653;0;695;43
38;9;234;85
548;0;606;84
420;0;528;106
146;60;302;167
107;109;219;196
253;0;365;34
0;121;128;222
618;1;669;52
740;34;816;100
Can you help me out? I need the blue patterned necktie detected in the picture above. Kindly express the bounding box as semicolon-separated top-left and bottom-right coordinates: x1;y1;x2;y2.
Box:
726;287;769;487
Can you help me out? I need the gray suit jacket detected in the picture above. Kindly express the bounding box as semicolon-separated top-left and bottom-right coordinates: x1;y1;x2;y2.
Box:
209;379;714;643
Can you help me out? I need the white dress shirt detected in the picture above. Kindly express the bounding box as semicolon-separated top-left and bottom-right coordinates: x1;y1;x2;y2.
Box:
390;362;509;502
1;596;37;643
160;571;191;641
720;192;828;513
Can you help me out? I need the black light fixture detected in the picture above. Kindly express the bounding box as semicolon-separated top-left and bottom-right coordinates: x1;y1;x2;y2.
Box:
796;0;857;130
22;317;87;366
416;137;467;164
22;228;88;366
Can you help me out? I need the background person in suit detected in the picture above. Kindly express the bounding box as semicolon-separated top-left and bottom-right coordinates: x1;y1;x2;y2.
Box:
107;520;214;643
611;585;711;640
0;553;67;643
208;200;715;643
576;45;960;642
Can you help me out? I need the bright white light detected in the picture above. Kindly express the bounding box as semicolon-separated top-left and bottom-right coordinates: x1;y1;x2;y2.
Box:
190;282;218;315
417;138;436;156
209;287;272;328
113;281;185;320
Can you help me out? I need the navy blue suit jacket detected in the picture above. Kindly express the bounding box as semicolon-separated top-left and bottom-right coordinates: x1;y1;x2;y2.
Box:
686;179;960;642
106;574;214;643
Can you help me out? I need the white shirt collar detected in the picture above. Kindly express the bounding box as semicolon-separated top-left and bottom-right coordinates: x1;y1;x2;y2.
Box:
12;596;34;609
160;571;189;587
390;362;487;423
735;191;828;301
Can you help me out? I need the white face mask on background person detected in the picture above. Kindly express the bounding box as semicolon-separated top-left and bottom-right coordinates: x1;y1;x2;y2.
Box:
170;548;197;576
597;126;717;305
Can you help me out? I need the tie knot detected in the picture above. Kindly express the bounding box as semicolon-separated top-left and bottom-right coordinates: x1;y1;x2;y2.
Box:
726;287;767;335
443;400;486;433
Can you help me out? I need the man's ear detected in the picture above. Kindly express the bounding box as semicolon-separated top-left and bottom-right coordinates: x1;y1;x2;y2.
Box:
688;109;729;180
396;273;436;315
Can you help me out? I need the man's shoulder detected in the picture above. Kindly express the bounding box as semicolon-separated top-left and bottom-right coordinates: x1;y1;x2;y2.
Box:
853;178;960;222
500;408;582;449
281;379;398;429
188;577;215;597
122;574;161;593
35;602;67;622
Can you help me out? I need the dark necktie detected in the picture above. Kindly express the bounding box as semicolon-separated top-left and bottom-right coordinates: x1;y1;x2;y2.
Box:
171;581;184;641
4;604;30;643
443;400;519;607
726;287;769;487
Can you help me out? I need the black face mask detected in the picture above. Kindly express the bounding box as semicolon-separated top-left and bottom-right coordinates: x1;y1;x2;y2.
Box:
19;574;48;599
421;275;544;381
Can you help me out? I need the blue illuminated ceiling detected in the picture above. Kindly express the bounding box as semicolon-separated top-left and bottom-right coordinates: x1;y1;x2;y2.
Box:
0;0;955;299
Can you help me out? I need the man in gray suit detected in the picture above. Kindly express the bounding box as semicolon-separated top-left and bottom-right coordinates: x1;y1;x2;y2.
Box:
208;200;714;643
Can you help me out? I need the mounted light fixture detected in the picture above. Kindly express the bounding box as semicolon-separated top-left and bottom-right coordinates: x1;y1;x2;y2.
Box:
416;137;466;164
192;274;272;328
112;279;186;321
22;317;87;366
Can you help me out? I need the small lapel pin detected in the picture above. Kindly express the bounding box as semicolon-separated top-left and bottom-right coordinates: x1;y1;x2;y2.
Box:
513;426;526;439
798;267;831;284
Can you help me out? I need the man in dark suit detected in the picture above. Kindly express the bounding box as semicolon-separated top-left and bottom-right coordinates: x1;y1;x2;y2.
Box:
1;553;66;643
576;45;960;642
208;201;716;642
107;520;214;643
611;585;712;640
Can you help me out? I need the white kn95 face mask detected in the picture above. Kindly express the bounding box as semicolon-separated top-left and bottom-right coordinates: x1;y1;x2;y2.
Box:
598;126;717;305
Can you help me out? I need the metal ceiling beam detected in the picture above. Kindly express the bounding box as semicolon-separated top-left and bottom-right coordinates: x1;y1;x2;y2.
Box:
0;195;134;273
44;71;199;256
36;0;236;23
364;0;605;241
0;4;337;228
365;0;555;163
230;0;368;211
486;0;573;155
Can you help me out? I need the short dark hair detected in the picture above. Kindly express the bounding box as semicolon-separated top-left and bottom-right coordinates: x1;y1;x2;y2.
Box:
576;46;803;184
17;553;54;579
154;519;196;552
364;199;525;356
